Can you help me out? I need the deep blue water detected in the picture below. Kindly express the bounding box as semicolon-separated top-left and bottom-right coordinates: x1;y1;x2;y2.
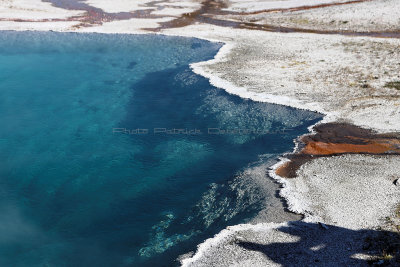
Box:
0;32;321;266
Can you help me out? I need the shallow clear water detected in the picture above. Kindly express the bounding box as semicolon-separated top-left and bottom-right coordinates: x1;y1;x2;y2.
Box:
0;32;321;266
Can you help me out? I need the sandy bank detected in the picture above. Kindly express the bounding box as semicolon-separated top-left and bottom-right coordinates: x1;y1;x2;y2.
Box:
181;220;399;266
235;0;400;33
277;154;400;229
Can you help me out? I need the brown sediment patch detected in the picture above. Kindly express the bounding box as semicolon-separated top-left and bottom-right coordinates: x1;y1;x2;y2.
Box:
302;139;400;155
276;123;400;178
149;0;228;30
275;155;312;178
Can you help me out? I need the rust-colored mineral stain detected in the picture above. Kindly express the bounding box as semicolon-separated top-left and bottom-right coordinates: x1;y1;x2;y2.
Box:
302;139;400;155
275;162;291;178
276;123;400;178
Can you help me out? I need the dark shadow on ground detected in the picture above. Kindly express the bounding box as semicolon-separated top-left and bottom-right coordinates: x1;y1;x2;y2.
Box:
237;221;400;266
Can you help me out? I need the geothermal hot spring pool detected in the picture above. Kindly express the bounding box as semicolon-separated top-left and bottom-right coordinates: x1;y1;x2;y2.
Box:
0;32;321;266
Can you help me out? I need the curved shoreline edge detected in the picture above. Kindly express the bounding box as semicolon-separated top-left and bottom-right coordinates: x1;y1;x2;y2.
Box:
190;43;323;113
189;38;325;214
181;39;324;266
167;28;400;266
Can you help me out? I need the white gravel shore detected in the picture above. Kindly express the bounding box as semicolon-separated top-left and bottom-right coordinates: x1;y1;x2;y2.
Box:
240;0;400;32
180;155;400;266
181;220;393;266
280;154;400;229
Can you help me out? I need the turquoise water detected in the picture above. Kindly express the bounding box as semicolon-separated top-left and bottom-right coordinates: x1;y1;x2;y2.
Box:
0;32;321;266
